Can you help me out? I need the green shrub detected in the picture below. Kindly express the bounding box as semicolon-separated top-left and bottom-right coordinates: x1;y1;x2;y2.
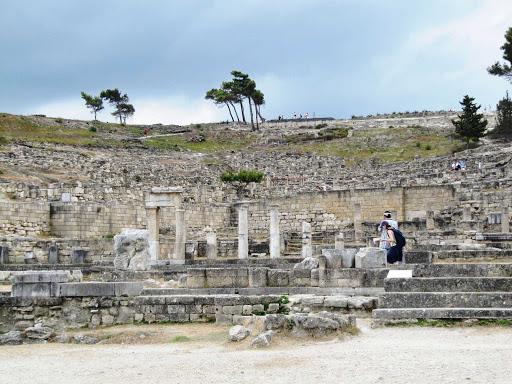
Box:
0;170;3;175
55;118;63;123
134;175;142;182
315;123;328;129
415;142;421;148
198;132;206;138
105;233;115;239
89;126;97;132
0;136;7;145
195;124;202;129
220;169;264;183
425;144;432;150
279;295;290;304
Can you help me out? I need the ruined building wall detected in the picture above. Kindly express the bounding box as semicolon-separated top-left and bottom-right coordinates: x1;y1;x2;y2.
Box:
0;185;457;239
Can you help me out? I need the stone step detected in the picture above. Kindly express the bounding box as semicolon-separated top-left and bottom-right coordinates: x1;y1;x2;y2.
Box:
436;249;512;262
372;307;512;320
378;292;512;308
410;263;512;277
385;277;512;292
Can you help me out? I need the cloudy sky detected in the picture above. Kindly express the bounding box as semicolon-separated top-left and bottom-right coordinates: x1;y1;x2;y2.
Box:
1;0;511;125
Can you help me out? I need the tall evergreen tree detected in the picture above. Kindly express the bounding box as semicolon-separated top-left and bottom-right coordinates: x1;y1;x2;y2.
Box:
494;91;512;136
100;88;134;124
488;27;512;83
80;92;104;120
452;95;488;149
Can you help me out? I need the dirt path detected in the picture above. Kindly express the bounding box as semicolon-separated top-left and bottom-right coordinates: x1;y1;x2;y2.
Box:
1;320;512;384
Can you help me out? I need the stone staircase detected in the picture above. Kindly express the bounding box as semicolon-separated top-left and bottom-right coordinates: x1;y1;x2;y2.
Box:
373;263;512;320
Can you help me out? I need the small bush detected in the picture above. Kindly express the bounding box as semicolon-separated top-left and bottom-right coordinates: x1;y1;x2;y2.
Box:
198;132;206;138
279;295;290;304
0;170;3;175
415;142;421;148
55;118;63;123
315;123;328;129
89;126;97;132
195;124;202;129
0;136;7;145
134;175;142;182
170;336;191;343
105;233;115;239
425;144;432;150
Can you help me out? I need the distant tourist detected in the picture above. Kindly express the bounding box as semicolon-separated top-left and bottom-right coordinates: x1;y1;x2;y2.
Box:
478;161;483;172
379;211;398;250
144;129;148;136
460;160;466;171
381;221;403;265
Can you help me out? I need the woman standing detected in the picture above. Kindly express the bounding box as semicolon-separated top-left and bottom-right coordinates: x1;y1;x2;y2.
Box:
381;221;402;265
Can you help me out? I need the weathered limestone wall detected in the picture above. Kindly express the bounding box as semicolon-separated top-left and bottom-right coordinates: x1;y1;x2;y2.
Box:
0;202;50;237
0;295;284;332
242;185;455;234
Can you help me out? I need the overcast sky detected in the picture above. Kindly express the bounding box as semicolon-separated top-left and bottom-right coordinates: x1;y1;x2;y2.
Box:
1;0;511;125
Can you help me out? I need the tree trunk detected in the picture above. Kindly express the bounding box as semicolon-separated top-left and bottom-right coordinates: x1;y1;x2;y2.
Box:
225;103;235;122
254;99;259;128
256;105;264;122
239;101;246;123
94;111;97;120
248;98;255;130
230;102;240;122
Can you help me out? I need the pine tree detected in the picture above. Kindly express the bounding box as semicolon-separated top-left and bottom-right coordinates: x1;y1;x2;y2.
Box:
451;95;488;149
494;91;512;136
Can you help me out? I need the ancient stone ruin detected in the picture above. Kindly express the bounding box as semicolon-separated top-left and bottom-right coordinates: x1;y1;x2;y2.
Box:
1;112;512;346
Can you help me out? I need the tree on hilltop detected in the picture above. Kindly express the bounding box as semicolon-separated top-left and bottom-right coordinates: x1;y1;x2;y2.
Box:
205;71;265;129
80;92;104;120
451;95;488;149
100;88;135;124
488;26;512;83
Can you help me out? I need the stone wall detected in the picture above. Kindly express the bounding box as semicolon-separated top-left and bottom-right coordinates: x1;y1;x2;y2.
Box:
0;202;50;237
0;294;284;332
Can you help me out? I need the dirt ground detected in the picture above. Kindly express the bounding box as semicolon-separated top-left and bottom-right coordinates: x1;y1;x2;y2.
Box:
1;319;512;384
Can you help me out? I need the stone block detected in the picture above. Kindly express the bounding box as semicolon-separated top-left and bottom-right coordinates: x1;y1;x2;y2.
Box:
355;248;386;268
58;282;115;297
404;251;432;264
72;249;86;264
14;273;69;284
0;246;9;264
341;249;357;268
11;282;58;297
249;267;268;287
48;246;59;264
114;282;143;297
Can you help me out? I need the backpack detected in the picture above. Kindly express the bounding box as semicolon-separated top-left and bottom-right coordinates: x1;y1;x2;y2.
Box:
392;229;406;248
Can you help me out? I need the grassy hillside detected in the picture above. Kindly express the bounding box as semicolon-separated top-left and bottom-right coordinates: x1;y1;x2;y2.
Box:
0;113;470;164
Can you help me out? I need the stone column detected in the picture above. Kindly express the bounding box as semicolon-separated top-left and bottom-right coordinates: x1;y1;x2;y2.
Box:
426;211;435;230
269;204;280;259
354;203;362;242
205;226;217;260
335;232;345;249
502;206;510;233
175;208;186;261
301;221;312;259
146;207;159;261
238;204;248;259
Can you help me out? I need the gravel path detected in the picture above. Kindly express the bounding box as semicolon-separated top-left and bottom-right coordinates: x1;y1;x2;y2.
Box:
1;320;511;384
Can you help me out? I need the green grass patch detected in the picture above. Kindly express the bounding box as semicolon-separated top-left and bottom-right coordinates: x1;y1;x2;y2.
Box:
170;335;191;343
